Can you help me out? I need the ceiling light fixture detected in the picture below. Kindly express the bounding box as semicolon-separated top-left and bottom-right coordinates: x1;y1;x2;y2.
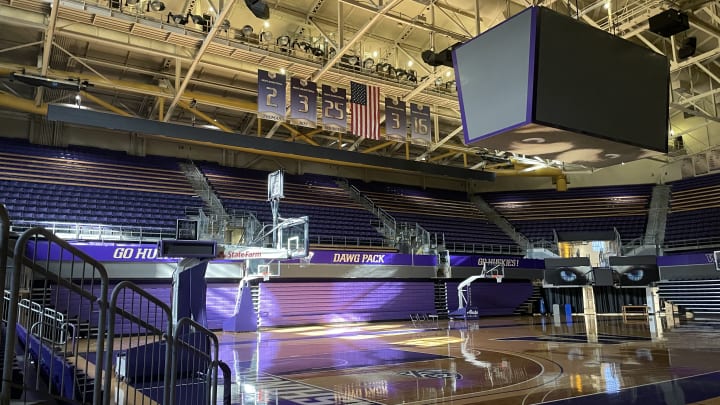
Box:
341;54;360;68
277;35;291;48
240;25;254;37
260;31;273;42
167;12;188;25
146;0;165;11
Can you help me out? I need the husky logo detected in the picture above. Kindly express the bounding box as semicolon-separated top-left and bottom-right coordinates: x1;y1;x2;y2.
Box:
300;79;308;86
268;72;277;79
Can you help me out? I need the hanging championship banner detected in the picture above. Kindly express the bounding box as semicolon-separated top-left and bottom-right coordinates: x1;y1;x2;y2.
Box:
257;69;286;122
410;103;432;144
288;77;317;128
321;84;347;133
385;97;407;140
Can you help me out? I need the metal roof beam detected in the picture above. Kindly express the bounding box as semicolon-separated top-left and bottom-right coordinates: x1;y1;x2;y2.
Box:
163;0;237;121
336;0;469;43
311;0;403;83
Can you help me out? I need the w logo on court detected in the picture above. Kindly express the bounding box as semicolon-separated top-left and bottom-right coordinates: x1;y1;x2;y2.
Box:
397;369;463;379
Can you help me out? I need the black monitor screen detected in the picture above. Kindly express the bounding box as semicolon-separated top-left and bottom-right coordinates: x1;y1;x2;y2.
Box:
544;266;592;286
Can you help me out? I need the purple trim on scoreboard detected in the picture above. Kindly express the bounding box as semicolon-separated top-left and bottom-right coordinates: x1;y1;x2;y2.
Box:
452;45;470;145
527;6;539;122
453;6;537;145
450;255;544;269
657;253;716;266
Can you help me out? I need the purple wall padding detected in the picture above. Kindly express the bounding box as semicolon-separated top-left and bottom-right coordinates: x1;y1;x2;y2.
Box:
49;282;240;332
446;280;532;316
258;281;436;327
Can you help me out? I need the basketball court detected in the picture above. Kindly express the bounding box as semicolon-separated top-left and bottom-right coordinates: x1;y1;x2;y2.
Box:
212;315;720;404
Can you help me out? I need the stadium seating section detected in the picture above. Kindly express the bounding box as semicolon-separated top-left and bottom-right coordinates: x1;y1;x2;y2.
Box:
0;138;198;229
5;136;720;251
665;172;720;245
197;162;387;248
482;185;653;244
351;181;517;249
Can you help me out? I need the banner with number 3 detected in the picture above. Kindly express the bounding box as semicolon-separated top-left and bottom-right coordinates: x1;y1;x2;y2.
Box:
385;97;407;140
289;77;317;128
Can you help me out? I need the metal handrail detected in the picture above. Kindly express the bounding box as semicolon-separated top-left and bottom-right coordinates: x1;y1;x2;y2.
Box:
0;204;9;316
169;317;219;405
10;220;176;242
104;280;173;405
1;227;110;405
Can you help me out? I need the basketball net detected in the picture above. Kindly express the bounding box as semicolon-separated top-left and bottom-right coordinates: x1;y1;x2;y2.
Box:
493;275;503;283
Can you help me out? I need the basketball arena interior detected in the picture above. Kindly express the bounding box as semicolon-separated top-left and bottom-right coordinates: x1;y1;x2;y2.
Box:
2;0;720;403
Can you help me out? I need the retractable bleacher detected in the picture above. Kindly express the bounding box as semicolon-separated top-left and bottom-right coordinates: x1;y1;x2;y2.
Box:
0;138;200;234
482;184;652;244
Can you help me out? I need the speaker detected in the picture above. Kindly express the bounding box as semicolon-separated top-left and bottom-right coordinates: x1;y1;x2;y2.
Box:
648;9;689;38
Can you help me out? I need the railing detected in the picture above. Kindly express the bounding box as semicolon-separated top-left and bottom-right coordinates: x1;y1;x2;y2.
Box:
0;204;9;326
227;209;264;245
308;235;395;249
1;227;110;404
105;280;173;405
1;225;224;404
169;318;220;405
663;236;720;252
336;179;397;243
443;241;525;255
10;220;176;242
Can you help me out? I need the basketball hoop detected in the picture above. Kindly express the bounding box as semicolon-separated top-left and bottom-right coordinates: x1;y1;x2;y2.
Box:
492;275;503;283
261;272;270;282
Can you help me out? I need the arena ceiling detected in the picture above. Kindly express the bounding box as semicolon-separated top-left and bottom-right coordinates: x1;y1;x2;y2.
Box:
0;0;719;179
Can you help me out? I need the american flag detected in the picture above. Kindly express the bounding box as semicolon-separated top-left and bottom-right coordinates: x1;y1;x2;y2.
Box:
350;81;380;140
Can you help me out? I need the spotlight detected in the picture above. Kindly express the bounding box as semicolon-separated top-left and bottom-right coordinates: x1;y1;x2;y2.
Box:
395;68;407;80
260;31;273;42
277;35;291;47
407;69;417;83
341;54;360;68
244;0;270;19
126;0;138;5
363;58;375;69
678;36;697;59
219;19;230;31
240;25;254;37
326;47;336;59
186;13;206;25
421;42;462;68
146;0;165;11
310;47;325;57
376;62;391;73
167;12;188;24
434;77;443;86
293;39;311;52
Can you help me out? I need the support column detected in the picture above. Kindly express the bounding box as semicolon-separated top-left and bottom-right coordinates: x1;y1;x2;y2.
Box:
582;286;596;315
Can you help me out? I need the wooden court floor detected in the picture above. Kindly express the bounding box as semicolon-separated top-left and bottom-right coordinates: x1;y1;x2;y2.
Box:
215;314;720;405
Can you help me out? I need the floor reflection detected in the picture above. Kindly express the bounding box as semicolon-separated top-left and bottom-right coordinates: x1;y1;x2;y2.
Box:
215;315;720;404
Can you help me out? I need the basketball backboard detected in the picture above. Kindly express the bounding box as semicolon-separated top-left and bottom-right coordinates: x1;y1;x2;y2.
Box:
278;216;309;259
